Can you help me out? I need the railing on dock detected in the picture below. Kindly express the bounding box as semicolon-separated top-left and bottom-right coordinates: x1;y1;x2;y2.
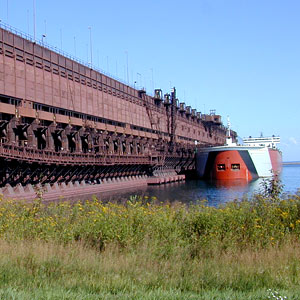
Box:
0;144;155;166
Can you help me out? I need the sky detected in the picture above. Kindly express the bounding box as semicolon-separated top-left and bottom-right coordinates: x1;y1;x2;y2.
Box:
0;0;299;161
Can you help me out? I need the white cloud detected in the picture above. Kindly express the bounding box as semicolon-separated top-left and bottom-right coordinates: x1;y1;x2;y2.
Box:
289;137;298;145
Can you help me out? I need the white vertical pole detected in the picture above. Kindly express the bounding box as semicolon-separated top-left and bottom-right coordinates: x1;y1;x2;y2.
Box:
60;28;62;49
27;9;30;34
125;51;129;84
33;0;36;41
150;68;154;92
88;27;92;67
44;19;47;42
74;36;76;56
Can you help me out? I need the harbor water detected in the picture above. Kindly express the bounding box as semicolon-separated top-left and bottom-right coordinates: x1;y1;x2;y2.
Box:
99;164;300;207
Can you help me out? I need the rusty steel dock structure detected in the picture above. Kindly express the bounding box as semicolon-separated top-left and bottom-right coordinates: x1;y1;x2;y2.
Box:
0;23;233;199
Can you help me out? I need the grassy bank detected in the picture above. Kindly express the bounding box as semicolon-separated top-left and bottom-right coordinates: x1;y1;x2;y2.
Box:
0;186;299;299
0;240;299;299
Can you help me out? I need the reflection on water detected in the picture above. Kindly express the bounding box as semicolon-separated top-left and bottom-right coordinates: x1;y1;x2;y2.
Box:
213;179;250;188
97;178;263;207
97;164;300;207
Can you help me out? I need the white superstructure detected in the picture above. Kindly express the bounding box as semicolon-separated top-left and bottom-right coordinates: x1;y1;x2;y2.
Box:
243;136;280;149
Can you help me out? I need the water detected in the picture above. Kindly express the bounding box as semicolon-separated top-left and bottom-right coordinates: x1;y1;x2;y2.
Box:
280;164;300;194
99;164;300;207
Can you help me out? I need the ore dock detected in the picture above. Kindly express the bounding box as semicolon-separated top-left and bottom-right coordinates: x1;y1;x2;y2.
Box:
0;23;235;201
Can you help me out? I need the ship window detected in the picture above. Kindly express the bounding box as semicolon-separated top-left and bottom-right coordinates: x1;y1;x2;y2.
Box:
231;164;240;170
217;164;225;171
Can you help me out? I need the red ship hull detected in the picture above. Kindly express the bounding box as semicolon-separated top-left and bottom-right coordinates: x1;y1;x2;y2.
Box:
212;150;254;181
269;148;282;175
196;145;282;181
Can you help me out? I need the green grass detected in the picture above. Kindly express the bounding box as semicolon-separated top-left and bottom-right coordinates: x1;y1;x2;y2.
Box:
0;181;299;299
0;240;299;299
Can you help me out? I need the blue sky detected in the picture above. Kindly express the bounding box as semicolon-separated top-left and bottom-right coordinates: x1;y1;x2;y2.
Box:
0;0;299;161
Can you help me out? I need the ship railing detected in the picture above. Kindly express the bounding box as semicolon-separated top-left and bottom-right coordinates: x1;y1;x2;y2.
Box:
0;144;153;165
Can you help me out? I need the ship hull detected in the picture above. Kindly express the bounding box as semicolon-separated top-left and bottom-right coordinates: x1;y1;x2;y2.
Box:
196;146;282;181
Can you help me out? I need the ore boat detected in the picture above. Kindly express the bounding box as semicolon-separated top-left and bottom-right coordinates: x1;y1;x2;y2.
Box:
196;125;282;181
